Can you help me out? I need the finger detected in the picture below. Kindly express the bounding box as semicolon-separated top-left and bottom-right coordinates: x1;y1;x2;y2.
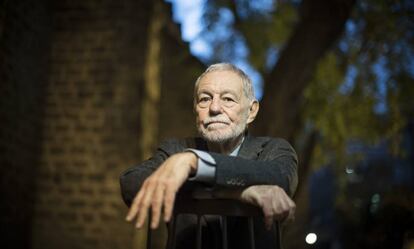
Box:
274;194;294;221
126;182;147;221
163;184;177;222
262;205;274;230
149;166;176;226
275;198;290;221
280;192;295;216
264;215;273;230
136;205;149;228
136;182;156;228
286;199;296;221
150;183;166;229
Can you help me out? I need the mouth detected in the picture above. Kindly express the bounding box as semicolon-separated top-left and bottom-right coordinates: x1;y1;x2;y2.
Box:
205;121;229;128
206;121;228;125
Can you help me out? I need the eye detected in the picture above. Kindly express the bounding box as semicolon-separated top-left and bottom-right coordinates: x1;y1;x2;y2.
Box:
199;96;211;103
223;97;234;102
221;96;236;107
197;95;211;108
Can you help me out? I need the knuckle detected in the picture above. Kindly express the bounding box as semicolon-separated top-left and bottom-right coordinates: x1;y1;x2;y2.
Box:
140;199;150;208
147;178;158;185
263;211;273;219
282;209;290;216
160;178;174;187
152;200;161;207
132;196;140;204
167;184;179;193
142;179;149;185
275;207;286;215
165;178;176;186
261;196;271;204
157;177;167;185
164;194;174;203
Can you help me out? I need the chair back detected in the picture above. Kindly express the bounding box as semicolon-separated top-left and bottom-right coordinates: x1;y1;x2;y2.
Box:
147;186;282;249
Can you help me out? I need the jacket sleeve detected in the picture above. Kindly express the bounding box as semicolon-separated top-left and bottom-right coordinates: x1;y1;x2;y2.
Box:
210;138;298;197
119;139;185;206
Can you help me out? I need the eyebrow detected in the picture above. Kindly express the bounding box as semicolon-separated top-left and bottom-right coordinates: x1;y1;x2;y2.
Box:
197;89;239;97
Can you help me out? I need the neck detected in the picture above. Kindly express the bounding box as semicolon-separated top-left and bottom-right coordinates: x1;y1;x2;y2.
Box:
207;134;244;155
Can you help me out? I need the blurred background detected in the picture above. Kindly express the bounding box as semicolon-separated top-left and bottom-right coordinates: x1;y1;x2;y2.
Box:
1;0;413;249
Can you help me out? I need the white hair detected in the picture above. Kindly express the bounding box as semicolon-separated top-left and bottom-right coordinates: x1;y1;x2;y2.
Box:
194;63;256;102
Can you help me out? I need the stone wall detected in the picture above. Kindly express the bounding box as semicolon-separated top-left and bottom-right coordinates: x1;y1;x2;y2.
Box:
31;1;150;249
1;0;204;249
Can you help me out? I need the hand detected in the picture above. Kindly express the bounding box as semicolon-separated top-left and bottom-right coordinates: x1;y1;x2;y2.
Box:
125;152;198;229
240;185;296;230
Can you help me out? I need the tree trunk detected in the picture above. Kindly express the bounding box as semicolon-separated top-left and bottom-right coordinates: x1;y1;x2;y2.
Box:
253;0;355;143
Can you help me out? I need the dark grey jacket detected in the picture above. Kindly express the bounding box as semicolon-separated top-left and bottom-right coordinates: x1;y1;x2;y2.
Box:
120;136;298;249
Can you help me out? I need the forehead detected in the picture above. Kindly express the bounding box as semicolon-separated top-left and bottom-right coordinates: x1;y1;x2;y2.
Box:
197;70;244;95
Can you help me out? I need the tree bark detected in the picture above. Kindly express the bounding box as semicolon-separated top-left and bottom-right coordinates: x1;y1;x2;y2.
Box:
253;0;356;142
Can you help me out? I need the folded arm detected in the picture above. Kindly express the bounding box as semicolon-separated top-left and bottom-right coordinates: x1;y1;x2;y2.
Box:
120;137;298;229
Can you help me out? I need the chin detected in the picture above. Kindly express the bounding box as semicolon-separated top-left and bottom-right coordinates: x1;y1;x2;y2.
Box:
199;128;238;143
204;134;232;143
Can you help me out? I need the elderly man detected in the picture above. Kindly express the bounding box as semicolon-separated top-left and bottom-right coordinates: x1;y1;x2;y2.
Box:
120;63;298;249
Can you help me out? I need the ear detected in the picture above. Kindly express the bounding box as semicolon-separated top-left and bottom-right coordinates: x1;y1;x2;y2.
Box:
246;100;259;125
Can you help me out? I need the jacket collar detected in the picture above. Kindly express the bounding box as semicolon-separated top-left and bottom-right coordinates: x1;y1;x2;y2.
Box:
238;134;263;160
189;133;264;160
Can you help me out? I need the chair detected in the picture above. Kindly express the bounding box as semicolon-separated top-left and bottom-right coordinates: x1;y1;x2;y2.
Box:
146;185;282;249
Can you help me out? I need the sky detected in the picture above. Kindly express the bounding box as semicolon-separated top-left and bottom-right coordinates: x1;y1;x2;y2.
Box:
166;0;208;58
165;0;264;99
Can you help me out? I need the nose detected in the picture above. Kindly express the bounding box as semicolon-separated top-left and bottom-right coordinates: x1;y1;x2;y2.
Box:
209;97;222;114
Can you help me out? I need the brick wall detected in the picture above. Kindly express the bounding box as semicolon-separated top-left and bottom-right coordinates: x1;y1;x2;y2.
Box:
1;1;204;248
31;1;150;249
0;0;51;248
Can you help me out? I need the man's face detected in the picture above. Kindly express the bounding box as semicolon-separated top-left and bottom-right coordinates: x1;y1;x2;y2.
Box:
195;70;252;143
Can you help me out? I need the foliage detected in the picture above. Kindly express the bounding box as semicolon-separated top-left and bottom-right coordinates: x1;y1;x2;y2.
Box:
201;0;298;74
200;0;414;169
306;0;414;167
